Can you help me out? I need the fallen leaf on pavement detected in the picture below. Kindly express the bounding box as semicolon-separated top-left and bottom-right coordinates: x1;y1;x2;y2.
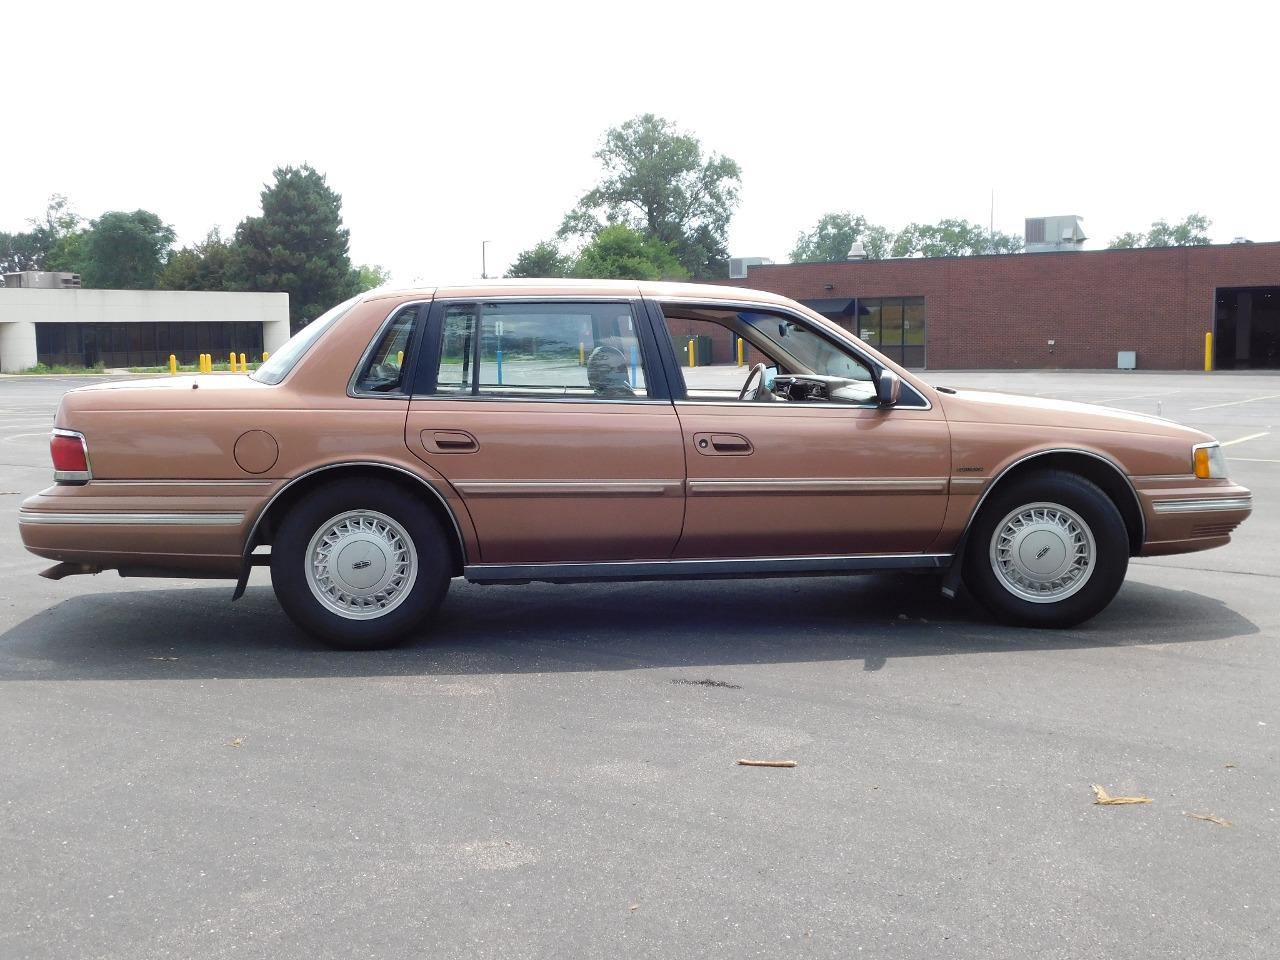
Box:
738;759;797;768
228;737;244;747
1091;784;1152;805
1187;812;1232;827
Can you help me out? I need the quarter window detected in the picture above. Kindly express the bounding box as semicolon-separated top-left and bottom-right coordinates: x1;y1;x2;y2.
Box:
354;304;422;394
434;301;649;399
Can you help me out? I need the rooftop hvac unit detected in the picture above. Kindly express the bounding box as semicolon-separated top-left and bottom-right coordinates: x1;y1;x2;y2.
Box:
729;256;773;279
846;242;867;261
1024;216;1087;253
2;270;82;288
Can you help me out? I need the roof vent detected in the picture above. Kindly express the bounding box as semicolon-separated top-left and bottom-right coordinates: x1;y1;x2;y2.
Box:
728;256;773;279
845;242;867;261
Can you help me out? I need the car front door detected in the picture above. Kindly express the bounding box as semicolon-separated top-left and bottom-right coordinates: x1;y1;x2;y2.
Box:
651;298;952;560
404;297;686;565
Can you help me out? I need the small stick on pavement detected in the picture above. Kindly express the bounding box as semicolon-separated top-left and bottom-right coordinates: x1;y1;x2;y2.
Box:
737;759;797;768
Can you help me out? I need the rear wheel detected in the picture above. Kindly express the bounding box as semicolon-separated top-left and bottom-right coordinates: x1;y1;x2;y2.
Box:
963;471;1129;628
270;479;451;649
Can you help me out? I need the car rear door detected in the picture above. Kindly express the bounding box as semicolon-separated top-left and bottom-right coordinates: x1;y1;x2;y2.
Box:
404;296;686;564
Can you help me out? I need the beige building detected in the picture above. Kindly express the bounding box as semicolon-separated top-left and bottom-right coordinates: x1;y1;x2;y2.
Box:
0;276;290;372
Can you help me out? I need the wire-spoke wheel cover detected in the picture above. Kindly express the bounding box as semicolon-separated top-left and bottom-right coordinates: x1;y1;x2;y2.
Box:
305;509;418;620
988;501;1096;603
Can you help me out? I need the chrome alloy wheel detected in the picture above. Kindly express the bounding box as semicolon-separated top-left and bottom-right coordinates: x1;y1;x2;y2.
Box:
305;510;418;620
988;501;1096;603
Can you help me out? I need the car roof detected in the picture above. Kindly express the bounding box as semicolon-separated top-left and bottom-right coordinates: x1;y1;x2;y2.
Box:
363;278;797;307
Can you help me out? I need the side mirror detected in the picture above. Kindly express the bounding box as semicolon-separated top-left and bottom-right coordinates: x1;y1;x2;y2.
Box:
876;370;902;407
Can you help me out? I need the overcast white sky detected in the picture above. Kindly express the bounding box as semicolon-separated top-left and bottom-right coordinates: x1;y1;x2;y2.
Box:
3;0;1276;283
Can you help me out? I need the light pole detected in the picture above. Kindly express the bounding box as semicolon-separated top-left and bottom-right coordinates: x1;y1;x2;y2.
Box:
481;240;490;280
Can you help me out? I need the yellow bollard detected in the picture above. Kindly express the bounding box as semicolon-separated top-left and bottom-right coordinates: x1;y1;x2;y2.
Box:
1204;331;1213;372
229;352;238;373
396;350;404;368
199;354;206;374
736;337;745;367
168;354;177;376
688;340;696;368
579;342;586;366
239;352;247;371
262;352;269;362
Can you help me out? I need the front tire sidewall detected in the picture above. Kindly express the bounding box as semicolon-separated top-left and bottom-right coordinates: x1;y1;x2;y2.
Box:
964;472;1129;628
271;479;450;649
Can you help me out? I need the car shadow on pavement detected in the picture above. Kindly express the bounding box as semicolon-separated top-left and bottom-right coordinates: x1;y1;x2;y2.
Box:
0;572;1257;682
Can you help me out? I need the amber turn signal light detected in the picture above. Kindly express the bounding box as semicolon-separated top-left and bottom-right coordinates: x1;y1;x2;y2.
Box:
1193;442;1226;480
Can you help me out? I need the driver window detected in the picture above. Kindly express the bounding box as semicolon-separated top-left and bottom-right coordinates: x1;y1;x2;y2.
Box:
354;304;421;394
662;309;876;404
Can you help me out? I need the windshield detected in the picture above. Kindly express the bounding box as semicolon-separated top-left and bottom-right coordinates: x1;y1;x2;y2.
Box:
251;295;362;385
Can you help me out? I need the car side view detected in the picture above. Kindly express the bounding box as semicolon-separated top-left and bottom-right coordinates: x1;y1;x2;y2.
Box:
19;281;1253;648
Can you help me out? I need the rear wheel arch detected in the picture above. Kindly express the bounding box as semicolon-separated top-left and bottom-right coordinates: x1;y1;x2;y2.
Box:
967;450;1144;556
247;462;466;576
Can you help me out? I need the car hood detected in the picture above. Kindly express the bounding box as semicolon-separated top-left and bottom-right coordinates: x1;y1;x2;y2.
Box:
935;388;1212;442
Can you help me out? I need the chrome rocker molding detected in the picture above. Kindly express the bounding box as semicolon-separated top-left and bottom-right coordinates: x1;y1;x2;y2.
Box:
464;553;952;585
1151;496;1253;514
19;511;244;526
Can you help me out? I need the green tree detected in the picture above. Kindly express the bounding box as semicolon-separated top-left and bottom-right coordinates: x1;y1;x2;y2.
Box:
1108;213;1211;249
505;240;573;278
353;263;391;291
158;228;240;291
233;164;360;328
790;212;870;263
891;218;1022;257
1;195;86;277
559;114;741;279
78;210;176;288
570;224;688;281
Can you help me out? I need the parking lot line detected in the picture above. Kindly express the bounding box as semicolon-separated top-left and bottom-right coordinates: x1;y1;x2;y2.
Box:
1190;393;1280;411
1226;457;1280;463
1220;431;1271;447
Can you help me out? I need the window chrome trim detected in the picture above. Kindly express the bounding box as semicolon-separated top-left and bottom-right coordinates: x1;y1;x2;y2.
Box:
464;552;953;584
651;297;932;411
409;394;670;405
52;428;92;484
1151;497;1253;514
19;511;244;526
347;299;432;400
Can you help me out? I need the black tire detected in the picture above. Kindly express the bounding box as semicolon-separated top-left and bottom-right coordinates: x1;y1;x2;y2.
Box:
270;478;452;649
962;470;1129;628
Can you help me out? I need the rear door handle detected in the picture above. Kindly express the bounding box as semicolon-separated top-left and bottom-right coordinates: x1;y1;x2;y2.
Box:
423;430;478;453
693;432;753;455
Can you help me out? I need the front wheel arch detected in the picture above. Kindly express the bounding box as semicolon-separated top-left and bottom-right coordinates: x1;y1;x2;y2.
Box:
965;451;1144;556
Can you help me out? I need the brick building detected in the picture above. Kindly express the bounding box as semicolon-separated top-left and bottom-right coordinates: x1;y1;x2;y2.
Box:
719;242;1280;371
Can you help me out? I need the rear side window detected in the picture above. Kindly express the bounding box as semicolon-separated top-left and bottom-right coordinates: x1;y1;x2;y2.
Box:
353;304;423;395
433;301;649;399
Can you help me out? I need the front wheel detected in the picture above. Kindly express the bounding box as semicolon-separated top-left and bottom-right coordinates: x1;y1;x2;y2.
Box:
270;479;452;649
963;471;1129;628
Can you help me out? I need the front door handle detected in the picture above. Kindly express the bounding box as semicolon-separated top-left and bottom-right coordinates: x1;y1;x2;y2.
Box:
422;430;478;453
693;432;753;455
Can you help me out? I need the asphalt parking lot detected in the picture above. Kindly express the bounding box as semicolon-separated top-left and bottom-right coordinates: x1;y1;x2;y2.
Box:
1;370;1277;960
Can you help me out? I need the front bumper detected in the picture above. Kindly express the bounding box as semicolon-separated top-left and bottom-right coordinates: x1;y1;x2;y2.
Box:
1136;480;1252;556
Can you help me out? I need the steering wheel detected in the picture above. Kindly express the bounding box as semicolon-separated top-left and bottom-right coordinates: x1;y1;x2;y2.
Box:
738;363;770;401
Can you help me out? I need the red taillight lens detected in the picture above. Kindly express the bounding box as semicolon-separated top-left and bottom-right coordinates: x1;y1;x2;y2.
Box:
50;431;89;478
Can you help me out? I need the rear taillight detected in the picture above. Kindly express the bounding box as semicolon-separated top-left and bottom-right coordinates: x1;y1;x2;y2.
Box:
51;429;91;484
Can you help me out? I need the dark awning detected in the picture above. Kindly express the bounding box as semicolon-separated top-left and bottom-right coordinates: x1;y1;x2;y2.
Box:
800;298;857;317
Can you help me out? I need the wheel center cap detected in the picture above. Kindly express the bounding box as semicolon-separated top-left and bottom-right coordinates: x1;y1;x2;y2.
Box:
1018;530;1067;575
335;538;387;590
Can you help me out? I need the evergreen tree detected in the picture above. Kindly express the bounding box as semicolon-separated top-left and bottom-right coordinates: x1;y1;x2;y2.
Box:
233;165;359;328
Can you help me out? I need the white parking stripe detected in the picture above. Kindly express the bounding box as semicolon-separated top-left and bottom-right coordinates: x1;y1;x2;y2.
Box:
1190;393;1280;411
1227;457;1280;463
1220;431;1271;447
1092;391;1180;404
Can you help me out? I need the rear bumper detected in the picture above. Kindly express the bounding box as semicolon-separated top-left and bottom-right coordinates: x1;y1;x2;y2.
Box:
1136;481;1252;556
17;482;272;578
